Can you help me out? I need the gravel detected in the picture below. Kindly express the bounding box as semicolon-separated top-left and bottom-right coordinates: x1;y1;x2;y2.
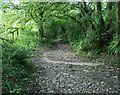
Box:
30;43;120;94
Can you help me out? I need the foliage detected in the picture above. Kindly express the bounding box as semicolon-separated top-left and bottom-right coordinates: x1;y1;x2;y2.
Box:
70;27;97;53
1;2;120;93
43;17;60;40
110;58;120;68
2;62;34;93
1;2;37;93
16;29;39;50
107;33;120;55
3;42;30;64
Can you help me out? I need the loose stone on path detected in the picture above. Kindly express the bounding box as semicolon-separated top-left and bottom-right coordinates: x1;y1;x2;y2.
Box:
31;43;119;93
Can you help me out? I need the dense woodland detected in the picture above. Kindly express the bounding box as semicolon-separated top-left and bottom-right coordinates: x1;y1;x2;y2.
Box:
0;1;120;93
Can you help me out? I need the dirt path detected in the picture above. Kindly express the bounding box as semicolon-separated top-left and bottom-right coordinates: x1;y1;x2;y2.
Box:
31;43;119;93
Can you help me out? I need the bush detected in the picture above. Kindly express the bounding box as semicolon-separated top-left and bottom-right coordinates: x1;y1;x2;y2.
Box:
107;33;120;55
2;41;34;93
16;30;39;50
2;42;30;65
2;61;34;93
70;28;97;53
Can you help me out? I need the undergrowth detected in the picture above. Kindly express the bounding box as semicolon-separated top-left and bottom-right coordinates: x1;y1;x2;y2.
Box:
2;63;35;93
2;36;36;93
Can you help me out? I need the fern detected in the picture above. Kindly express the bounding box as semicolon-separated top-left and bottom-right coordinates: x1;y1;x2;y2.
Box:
107;34;120;55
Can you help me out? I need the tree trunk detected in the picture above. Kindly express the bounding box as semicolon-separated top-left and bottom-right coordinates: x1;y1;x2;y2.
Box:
116;1;120;38
116;1;120;27
107;2;113;26
116;2;118;25
81;2;96;30
38;11;44;42
104;2;113;43
97;2;105;49
12;32;14;41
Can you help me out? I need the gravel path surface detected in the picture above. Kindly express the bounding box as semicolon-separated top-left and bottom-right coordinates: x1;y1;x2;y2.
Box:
31;43;119;93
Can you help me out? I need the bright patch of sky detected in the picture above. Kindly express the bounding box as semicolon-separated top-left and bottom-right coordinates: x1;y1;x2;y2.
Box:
67;0;118;1
2;0;19;4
